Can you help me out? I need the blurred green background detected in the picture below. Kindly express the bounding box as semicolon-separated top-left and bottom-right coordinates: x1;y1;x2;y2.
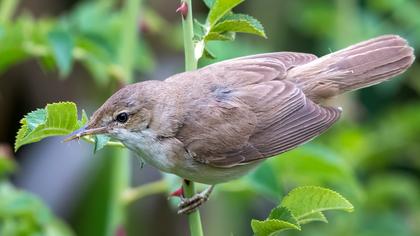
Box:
0;0;419;235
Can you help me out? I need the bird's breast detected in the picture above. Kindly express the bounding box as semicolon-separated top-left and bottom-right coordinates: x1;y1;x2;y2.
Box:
113;128;260;184
115;129;176;172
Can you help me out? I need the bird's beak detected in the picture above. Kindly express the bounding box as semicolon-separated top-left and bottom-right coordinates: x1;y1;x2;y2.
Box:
63;125;108;142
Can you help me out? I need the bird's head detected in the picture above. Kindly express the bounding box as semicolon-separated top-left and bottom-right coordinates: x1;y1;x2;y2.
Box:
65;83;154;142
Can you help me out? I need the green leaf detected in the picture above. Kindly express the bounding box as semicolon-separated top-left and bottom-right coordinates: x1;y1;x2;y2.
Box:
268;207;299;225
298;211;328;225
211;13;266;38
15;102;85;151
194;19;207;40
203;0;215;8
93;135;111;153
280;186;354;220
269;145;361;196
251;206;301;236
0;183;74;236
0;156;16;177
25;109;47;131
78;110;89;128
48;30;74;77
251;219;300;236
207;0;244;26
203;46;216;59
246;162;282;199
251;187;353;235
204;31;235;41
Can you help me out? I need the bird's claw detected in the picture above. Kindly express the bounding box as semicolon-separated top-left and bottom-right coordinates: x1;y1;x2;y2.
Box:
177;185;214;215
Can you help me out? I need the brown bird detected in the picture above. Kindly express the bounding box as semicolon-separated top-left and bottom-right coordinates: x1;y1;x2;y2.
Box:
67;35;414;214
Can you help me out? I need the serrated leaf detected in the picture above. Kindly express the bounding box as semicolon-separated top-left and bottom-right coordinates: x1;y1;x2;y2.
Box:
280;186;354;220
298;211;328;225
211;13;266;38
15;102;82;151
25;109;47;131
93;135;111;153
268;207;299;226
48;30;74;77
204;31;235;41
250;186;353;236
207;0;244;26
251;219;300;236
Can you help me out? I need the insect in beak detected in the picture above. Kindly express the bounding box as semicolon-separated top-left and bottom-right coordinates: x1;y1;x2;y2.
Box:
63;125;108;142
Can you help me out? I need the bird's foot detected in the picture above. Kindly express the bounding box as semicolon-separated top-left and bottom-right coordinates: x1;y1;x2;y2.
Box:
177;185;214;215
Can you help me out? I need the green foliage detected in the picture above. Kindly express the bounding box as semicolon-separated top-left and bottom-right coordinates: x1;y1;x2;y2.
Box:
251;186;354;236
48;30;74;77
14;102;119;153
194;0;266;60
281;186;354;219
245;162;282;200
207;0;244;26
14;102;86;151
0;1;158;84
211;14;266;38
0;156;15;178
93;135;111;153
0;145;72;235
0;182;74;236
4;0;419;235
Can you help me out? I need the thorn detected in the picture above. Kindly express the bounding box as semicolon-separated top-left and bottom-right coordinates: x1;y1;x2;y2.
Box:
139;19;149;34
169;187;184;198
176;1;188;19
115;225;126;236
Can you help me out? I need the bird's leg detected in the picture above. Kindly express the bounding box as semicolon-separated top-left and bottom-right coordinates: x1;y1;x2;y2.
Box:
177;185;215;215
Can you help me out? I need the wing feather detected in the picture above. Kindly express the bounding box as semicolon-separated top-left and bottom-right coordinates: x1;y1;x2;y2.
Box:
166;52;340;168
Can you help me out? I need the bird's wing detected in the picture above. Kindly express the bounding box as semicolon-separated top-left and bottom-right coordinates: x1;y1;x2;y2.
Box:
165;52;318;84
168;52;340;168
175;80;341;168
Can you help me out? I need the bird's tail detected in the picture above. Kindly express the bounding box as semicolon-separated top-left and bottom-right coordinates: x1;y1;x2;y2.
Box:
288;35;415;100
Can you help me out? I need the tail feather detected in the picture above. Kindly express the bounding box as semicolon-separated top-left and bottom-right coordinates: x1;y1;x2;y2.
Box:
288;35;415;100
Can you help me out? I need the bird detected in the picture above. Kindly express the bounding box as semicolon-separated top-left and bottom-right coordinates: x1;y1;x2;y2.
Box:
66;35;414;214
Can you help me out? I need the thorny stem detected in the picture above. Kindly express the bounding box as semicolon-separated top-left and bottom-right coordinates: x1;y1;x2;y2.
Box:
179;1;204;235
180;0;197;71
183;179;204;236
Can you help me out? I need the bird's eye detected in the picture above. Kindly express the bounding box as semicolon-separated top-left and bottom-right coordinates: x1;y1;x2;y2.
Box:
116;112;129;123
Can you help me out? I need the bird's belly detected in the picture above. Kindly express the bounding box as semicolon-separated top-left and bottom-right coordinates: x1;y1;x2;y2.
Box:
134;145;260;184
117;129;261;184
172;160;261;184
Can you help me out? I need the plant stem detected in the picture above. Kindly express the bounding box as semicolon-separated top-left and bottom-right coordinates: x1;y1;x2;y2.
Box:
122;179;168;205
119;0;143;83
0;0;19;23
181;0;197;71
183;180;204;236
107;148;130;236
179;1;204;236
106;0;142;235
